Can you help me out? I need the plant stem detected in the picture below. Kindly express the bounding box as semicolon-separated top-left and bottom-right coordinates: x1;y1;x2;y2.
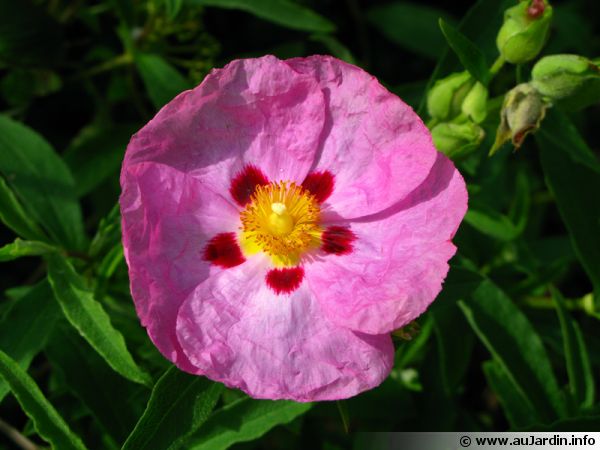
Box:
0;417;39;450
489;55;505;77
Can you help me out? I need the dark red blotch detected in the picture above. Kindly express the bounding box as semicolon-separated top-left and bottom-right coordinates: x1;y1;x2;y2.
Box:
266;267;305;295
230;165;269;206
321;226;356;255
203;232;245;268
301;171;334;203
527;0;545;18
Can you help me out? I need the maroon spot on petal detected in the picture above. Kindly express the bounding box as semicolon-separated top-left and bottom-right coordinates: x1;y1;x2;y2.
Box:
230;164;269;206
301;170;334;203
321;226;356;255
527;0;545;18
203;232;245;268
266;267;304;295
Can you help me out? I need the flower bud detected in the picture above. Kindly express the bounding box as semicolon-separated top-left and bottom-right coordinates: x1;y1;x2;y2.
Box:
491;83;549;154
427;71;472;121
531;54;600;109
461;81;488;124
432;120;484;159
496;0;553;64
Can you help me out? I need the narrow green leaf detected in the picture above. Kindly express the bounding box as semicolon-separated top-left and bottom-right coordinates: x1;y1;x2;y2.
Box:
46;325;145;444
0;0;64;67
0;349;87;450
430;266;483;394
123;367;223;450
64;123;138;197
0;281;60;403
46;254;152;386
135;53;191;110
187;398;312;450
0;115;86;250
164;0;184;19
536;110;600;295
551;287;594;410
521;415;600;432
464;208;520;241
459;280;566;423
189;0;335;33
310;34;356;65
0;238;55;262
367;2;453;60
483;360;540;428
0;176;47;241
439;18;489;85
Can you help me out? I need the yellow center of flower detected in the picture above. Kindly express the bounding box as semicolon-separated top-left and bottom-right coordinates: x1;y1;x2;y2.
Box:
240;182;322;266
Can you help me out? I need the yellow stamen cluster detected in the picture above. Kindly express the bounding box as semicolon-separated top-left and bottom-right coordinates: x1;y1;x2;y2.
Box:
240;182;321;266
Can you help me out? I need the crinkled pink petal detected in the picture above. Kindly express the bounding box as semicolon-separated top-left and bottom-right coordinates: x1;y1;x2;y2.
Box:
123;56;326;195
306;153;468;334
286;55;438;218
120;162;240;370
175;260;394;401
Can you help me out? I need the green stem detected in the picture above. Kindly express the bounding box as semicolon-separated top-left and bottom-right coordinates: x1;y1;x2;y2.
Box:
76;53;133;79
489;55;505;77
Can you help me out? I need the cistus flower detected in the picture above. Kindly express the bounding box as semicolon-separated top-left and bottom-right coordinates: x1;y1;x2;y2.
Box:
120;55;468;401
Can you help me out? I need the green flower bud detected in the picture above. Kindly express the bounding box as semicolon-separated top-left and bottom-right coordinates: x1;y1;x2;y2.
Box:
427;71;473;121
491;83;549;154
531;54;600;110
432;120;484;159
497;0;553;64
462;82;488;124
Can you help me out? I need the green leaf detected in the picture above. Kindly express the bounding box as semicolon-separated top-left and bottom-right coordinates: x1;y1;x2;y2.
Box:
310;34;356;65
0;115;86;250
438;18;490;85
483;360;540;428
0;349;87;450
46;325;145;444
536;110;600;295
0;281;60;403
521;415;600;432
164;0;185;19
122;367;223;450
0;0;64;67
64;123;138;197
46;254;152;386
187;398;312;450
367;2;453;60
0;238;55;262
0;176;47;241
551;287;594;410
459;280;566;424
188;0;335;33
135;53;191;110
464;208;520;241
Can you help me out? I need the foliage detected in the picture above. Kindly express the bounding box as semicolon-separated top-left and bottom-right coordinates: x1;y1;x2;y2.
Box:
0;0;599;448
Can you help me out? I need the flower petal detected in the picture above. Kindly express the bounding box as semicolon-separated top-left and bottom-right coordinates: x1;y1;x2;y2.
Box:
120;161;240;370
175;261;394;401
287;55;438;219
124;56;326;201
306;153;468;334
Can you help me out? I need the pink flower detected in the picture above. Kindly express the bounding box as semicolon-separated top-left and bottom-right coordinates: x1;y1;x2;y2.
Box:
120;55;468;401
